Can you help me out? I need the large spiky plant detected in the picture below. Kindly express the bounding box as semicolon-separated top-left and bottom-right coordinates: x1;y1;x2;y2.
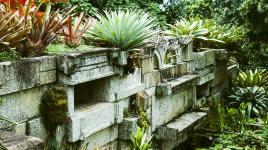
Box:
233;69;268;89
0;5;28;51
164;18;208;40
87;10;157;51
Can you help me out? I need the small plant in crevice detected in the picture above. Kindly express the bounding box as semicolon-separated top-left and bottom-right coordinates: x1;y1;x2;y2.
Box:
130;127;153;150
137;108;149;129
40;86;68;150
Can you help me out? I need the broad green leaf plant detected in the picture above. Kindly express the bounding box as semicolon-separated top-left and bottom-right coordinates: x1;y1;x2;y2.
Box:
130;127;153;150
87;10;157;51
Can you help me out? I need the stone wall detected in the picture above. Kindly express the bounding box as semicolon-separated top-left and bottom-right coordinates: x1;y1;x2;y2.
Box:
0;42;229;149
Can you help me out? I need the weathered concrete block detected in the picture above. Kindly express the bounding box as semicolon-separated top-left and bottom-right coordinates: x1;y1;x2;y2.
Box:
142;71;161;89
102;69;145;102
57;48;120;85
0;57;56;96
82;125;118;150
0;85;49;128
118;117;139;140
152;87;195;131
12;122;27;135
116;98;131;124
27;118;46;140
156;75;198;96
186;60;195;73
193;49;216;70
196;73;215;85
213;60;228;87
155;112;207;141
0;130;44;150
141;56;154;74
69;102;115;142
160;63;187;81
214;49;228;61
181;41;193;61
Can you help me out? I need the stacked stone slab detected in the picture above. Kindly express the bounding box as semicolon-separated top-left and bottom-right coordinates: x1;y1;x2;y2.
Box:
0;41;229;149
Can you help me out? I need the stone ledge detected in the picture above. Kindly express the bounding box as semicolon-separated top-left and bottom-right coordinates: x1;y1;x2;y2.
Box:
193;49;216;70
156;74;198;96
155;112;207;141
0;130;44;150
57;49;121;85
160;63;187;81
196;73;215;85
0;56;56;96
69;102;115;142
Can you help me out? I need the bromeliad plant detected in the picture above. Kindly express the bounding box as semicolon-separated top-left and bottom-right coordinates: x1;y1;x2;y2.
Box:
62;12;93;47
130;127;153;150
0;5;28;51
233;69;268;89
164;18;208;41
25;4;69;57
228;86;268;117
164;18;225;51
87;10;157;51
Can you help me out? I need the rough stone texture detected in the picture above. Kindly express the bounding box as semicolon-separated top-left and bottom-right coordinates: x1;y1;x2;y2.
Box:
156;74;198;96
155;112;207;150
142;71;161;89
118;117;139;140
12;122;26;135
102;69;145;102
27;118;46;140
57;49;120;85
181;41;193;61
69;102;115;142
0;85;49;128
82;125;118;150
152;87;195;131
0;130;44;150
186;60;195;74
159;63;187;81
196;73;215;85
0;56;56;96
193;49;216;70
141;56;154;74
0;46;229;150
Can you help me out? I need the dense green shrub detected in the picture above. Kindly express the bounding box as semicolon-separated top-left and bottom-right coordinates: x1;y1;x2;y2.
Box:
228;86;268;117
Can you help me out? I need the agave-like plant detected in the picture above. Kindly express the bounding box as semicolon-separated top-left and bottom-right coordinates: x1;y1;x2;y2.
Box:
164;18;225;46
62;13;93;47
87;10;157;51
130;127;152;150
228;86;268;117
233;69;268;89
164;18;208;40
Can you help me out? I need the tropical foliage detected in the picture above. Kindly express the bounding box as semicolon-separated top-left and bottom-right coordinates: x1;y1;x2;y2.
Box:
87;10;156;51
62;13;93;47
228;86;268;117
130;127;152;150
233;69;268;89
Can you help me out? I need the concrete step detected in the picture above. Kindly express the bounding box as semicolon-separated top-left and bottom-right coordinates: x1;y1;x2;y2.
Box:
0;130;44;150
155;111;208;141
156;74;198;96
